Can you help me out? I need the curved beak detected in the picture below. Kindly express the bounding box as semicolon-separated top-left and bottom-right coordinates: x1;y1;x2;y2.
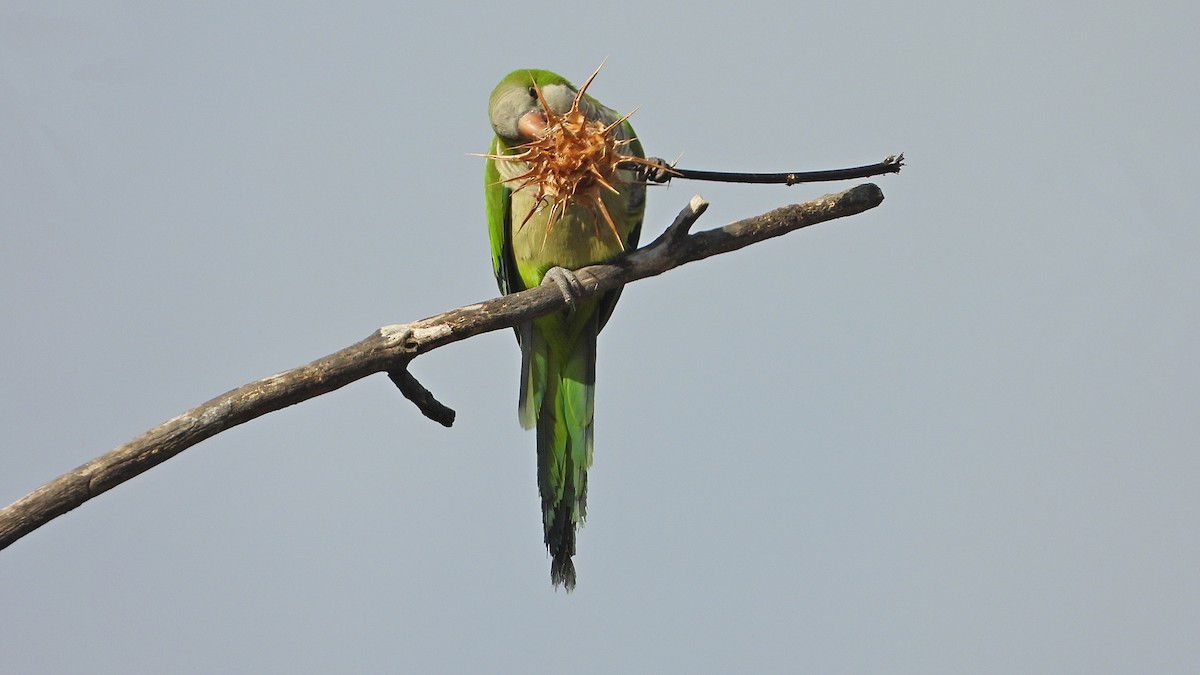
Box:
517;110;549;142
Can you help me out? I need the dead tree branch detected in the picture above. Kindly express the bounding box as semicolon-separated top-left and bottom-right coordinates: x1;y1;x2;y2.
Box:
0;183;886;552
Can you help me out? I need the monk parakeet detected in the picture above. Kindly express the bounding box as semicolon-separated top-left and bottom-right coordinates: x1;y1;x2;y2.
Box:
485;69;646;590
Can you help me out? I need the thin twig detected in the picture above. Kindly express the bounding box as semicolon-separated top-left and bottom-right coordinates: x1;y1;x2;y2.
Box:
630;154;904;186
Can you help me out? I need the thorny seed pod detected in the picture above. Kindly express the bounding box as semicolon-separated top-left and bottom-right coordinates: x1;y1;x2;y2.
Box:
485;66;664;250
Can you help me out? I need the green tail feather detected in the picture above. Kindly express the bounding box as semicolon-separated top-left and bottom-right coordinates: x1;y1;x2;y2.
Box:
520;310;597;591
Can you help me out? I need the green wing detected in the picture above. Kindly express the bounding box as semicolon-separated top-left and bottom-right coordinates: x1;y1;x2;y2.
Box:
485;135;521;298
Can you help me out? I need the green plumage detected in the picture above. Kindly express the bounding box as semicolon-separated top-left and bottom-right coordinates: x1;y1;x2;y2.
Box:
485;69;645;590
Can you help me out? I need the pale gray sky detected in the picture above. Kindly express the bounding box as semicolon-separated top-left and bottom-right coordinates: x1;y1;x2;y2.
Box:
2;2;1198;673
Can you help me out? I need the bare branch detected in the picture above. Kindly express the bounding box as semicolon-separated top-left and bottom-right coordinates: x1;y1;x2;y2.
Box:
388;368;456;427
658;195;710;246
0;183;886;552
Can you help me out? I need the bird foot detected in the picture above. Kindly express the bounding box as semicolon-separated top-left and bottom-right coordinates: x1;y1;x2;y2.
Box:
542;266;584;312
639;157;676;184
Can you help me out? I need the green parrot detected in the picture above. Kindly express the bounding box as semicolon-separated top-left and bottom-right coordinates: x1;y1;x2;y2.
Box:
485;69;646;590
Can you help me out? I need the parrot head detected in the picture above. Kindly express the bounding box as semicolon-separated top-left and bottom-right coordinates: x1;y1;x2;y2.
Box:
488;69;581;144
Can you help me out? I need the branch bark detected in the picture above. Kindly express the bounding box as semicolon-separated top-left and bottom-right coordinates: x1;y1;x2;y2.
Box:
0;183;886;552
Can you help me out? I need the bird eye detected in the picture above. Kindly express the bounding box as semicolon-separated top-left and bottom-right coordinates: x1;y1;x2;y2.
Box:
527;86;537;98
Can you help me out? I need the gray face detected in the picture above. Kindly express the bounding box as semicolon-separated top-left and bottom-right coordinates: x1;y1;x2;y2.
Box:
490;82;576;141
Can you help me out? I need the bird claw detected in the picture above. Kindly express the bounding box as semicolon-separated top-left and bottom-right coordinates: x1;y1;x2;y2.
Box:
639;157;675;184
542;266;584;312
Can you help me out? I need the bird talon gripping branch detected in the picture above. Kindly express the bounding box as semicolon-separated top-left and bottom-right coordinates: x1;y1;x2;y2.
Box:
541;266;585;312
638;157;677;184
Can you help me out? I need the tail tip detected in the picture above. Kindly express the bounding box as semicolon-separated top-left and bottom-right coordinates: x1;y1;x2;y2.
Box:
550;553;577;592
